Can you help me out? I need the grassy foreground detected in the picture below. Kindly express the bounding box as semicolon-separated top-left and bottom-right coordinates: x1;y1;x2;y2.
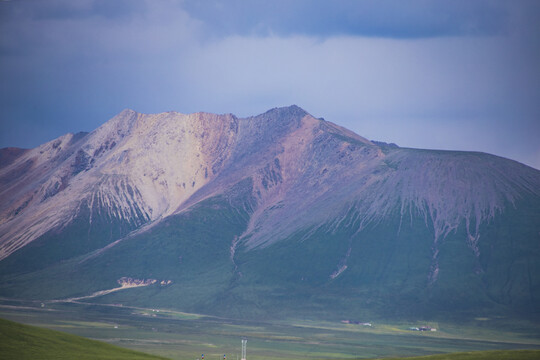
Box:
0;317;168;360
379;349;540;360
1;298;540;360
1;314;540;360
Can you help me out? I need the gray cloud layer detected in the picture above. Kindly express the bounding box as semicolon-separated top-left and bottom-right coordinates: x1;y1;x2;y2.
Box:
1;0;539;169
183;0;510;38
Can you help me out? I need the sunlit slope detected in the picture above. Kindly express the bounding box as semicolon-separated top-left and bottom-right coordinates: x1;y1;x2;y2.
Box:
0;318;169;360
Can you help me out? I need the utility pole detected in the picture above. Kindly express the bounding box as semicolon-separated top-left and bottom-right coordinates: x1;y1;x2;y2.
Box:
241;338;247;360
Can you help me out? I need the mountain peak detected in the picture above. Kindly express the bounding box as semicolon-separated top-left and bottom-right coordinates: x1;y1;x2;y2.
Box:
118;108;137;116
256;105;308;119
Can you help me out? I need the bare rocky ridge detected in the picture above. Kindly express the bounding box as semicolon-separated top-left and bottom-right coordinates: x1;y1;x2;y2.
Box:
0;109;238;259
1;105;539;268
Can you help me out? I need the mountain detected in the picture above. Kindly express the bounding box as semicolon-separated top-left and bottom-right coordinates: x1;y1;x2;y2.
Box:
1;106;539;320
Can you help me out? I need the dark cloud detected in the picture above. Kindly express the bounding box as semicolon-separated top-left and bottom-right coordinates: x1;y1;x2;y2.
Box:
182;0;509;38
1;0;148;21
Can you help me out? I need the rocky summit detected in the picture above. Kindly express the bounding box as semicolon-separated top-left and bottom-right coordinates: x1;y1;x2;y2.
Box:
1;106;539;320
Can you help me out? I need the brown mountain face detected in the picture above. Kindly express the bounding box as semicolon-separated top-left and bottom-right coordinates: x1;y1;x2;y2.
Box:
0;147;30;168
1;106;539;265
0;106;367;259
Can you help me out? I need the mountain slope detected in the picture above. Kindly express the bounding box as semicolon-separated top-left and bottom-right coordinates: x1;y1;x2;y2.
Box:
1;106;539;320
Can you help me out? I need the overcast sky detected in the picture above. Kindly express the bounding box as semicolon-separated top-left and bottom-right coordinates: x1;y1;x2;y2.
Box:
1;0;539;169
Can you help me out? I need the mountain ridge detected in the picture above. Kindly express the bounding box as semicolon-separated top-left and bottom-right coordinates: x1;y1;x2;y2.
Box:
1;105;539;320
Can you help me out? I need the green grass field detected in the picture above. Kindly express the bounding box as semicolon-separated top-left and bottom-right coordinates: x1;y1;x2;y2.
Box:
0;317;168;360
1;298;539;360
378;349;540;360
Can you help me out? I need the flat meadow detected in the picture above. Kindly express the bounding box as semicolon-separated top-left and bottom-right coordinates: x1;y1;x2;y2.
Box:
1;298;540;360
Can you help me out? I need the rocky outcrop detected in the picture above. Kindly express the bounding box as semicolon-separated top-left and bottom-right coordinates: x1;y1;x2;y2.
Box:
117;277;157;287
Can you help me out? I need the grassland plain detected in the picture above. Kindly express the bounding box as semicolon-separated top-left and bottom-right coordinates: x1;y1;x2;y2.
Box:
376;349;540;360
1;298;539;360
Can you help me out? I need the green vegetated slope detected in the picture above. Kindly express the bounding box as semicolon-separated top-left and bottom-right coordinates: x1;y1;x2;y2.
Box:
379;349;540;360
0;199;145;276
0;175;539;322
0;183;253;309
0;317;169;360
223;188;540;320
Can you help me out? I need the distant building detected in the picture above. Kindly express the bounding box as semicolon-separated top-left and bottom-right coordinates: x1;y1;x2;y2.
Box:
409;326;437;331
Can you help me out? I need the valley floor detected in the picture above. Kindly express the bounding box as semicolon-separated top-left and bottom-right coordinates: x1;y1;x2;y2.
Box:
1;298;539;360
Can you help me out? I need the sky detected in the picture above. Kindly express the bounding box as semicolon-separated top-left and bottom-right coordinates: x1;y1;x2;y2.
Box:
1;0;539;169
